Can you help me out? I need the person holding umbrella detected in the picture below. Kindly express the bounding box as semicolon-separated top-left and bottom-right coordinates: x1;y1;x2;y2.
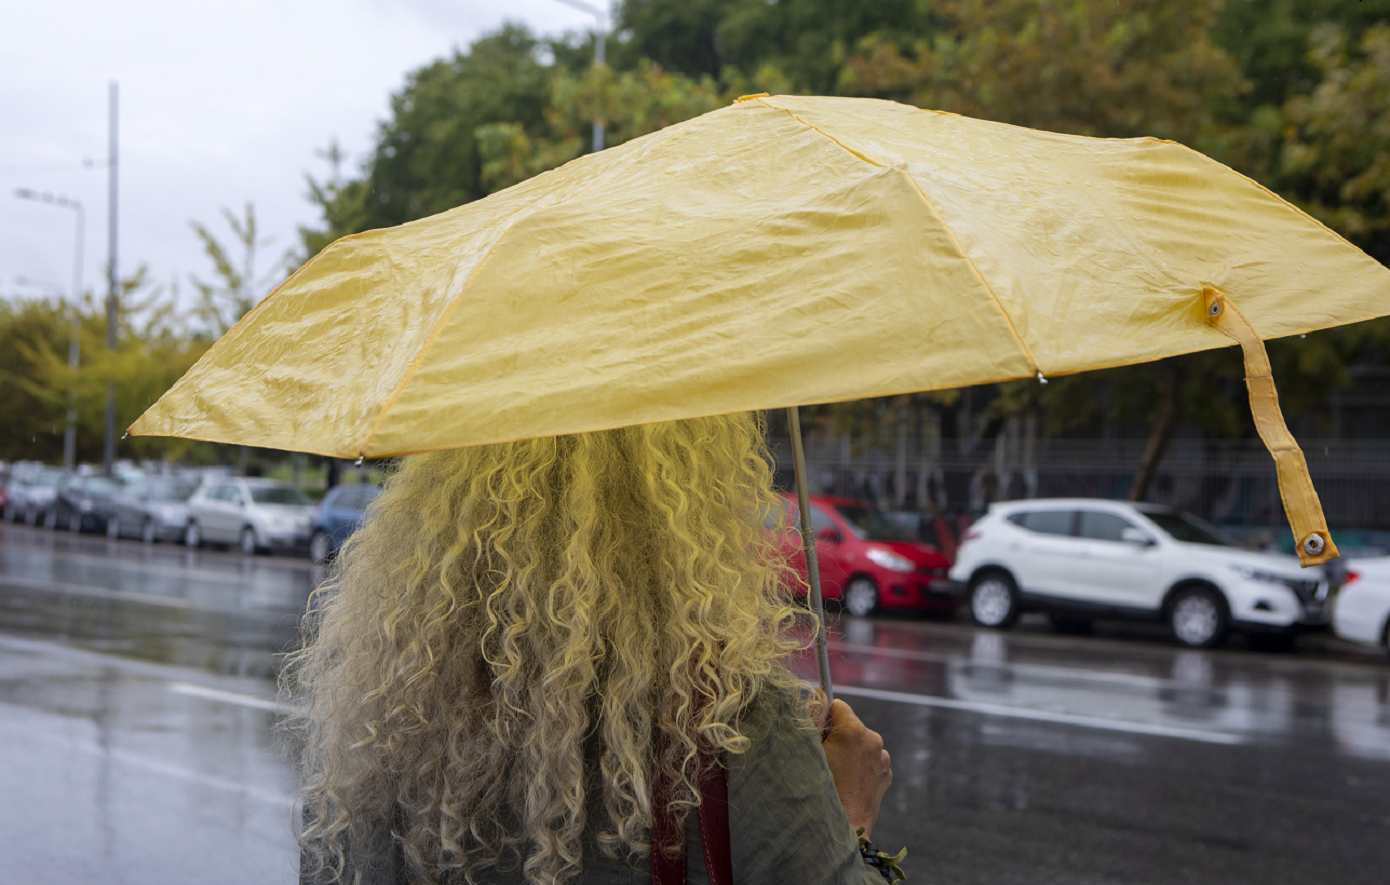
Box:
288;414;900;885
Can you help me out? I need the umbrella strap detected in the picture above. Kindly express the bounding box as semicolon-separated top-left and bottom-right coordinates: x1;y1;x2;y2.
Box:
650;728;732;885
1202;287;1338;567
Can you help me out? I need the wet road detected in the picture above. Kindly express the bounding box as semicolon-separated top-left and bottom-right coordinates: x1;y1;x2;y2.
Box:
2;524;1388;884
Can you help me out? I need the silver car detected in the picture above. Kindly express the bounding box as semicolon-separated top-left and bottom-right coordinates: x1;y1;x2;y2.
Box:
184;478;316;555
107;477;198;543
6;467;71;525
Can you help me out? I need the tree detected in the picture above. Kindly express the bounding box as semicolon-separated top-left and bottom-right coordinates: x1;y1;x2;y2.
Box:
189;203;281;334
838;0;1244;147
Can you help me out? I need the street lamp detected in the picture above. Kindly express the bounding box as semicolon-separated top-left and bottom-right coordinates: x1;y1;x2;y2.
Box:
551;0;608;153
15;188;85;470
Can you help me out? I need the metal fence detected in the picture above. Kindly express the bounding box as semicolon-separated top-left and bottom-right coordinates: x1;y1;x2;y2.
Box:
768;434;1390;541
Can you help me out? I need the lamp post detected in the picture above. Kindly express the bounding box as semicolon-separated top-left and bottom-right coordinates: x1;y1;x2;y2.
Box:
15;189;85;470
551;0;608;153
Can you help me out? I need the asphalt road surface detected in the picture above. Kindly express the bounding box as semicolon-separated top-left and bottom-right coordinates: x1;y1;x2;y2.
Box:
1;523;1386;884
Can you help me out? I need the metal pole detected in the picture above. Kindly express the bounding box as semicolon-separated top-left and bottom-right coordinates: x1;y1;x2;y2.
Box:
788;405;834;705
549;0;606;153
65;202;83;469
104;80;118;477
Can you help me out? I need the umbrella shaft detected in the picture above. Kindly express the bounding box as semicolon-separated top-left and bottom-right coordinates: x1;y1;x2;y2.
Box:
788;406;834;706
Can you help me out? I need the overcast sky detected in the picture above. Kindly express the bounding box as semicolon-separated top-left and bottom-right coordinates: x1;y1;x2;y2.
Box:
1;0;603;315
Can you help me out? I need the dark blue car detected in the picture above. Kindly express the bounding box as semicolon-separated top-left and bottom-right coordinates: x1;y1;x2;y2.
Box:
309;483;380;564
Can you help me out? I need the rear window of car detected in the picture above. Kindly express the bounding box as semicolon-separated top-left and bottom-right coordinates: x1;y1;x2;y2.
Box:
1007;510;1076;536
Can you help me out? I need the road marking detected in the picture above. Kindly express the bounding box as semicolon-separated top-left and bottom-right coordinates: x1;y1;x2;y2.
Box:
832;684;1246;745
827;640;1186;691
0;574;190;608
169;682;290;714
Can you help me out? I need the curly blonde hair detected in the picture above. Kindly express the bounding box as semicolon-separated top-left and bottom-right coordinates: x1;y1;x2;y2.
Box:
284;413;806;885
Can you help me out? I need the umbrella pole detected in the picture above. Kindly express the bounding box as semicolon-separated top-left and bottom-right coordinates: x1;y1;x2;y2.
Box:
788;406;834;705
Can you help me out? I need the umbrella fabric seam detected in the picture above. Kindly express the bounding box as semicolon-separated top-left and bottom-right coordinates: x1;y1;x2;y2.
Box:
354;122;705;459
893;168;1041;375
757;96;1038;375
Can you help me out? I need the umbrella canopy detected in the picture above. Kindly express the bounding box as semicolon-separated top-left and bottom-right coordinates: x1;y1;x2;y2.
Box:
132;94;1389;566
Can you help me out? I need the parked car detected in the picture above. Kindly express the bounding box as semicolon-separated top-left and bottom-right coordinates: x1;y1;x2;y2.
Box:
779;494;955;617
309;483;380;564
107;477;198;542
1332;557;1390;655
949;498;1334;648
48;474;124;534
6;466;70;525
184;478;316;554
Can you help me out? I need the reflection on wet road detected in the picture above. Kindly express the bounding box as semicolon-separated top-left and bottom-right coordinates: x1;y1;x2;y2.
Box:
2;524;1388;884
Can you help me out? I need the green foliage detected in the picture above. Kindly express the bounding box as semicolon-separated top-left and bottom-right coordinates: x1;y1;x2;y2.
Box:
838;0;1243;146
190;203;282;334
1212;0;1390;115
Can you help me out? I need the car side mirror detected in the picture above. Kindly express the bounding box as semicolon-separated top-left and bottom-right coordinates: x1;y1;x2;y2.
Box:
816;527;840;544
1121;527;1155;546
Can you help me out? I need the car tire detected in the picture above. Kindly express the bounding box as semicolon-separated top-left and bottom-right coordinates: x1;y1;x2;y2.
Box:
106;516;121;540
184;521;203;549
309;530;331;566
239;526;259;556
141;517;156;544
1167;585;1228;649
969;570;1020;629
843;577;881;618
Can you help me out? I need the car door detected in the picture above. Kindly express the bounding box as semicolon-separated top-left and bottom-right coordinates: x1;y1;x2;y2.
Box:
203;484;241;541
1071;509;1164;610
1005;508;1083;599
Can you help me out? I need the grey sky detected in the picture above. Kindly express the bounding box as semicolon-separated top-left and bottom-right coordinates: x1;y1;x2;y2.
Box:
1;0;602;315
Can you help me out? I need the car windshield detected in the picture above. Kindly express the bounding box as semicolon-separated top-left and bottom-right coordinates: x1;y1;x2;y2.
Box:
250;486;313;506
833;504;913;541
146;482;194;502
1142;509;1235;547
34;470;67;487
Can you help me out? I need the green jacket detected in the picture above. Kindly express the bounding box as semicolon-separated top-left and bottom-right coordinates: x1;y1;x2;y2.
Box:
300;687;882;885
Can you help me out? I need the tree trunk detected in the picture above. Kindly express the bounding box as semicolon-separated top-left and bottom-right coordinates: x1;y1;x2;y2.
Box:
1128;361;1178;502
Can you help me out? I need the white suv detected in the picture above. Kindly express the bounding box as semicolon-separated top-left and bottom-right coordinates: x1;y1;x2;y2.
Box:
948;499;1333;648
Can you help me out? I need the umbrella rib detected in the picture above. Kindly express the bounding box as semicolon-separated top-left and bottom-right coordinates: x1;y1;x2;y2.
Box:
757;97;1039;375
893;168;1040;375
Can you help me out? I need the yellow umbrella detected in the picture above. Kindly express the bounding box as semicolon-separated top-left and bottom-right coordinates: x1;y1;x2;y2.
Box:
132;94;1389;689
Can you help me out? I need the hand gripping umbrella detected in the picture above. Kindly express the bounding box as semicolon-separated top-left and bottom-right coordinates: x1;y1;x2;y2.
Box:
131;94;1390;701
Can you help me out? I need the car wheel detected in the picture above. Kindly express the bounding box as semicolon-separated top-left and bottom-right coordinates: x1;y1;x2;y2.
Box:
184;521;202;549
240;526;259;556
309;530;331;566
843;577;880;618
106;516;121;540
1168;585;1228;649
141;517;156;544
969;570;1020;629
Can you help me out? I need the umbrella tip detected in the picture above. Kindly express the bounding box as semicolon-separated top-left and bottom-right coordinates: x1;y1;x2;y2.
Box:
1036;371;1048;385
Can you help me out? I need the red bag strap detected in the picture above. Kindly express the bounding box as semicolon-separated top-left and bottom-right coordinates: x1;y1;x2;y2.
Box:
651;732;732;885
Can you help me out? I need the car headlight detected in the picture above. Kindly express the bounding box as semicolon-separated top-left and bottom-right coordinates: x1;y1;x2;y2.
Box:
866;547;915;573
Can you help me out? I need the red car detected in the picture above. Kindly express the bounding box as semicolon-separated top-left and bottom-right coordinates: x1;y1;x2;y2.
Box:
778;494;955;618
